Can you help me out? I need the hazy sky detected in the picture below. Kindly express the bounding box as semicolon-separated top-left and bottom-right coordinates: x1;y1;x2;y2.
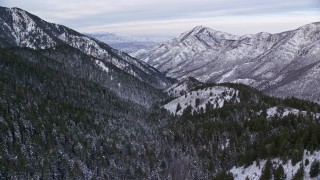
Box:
2;0;320;41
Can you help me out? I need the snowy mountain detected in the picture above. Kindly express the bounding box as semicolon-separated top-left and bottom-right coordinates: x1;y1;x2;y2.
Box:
85;32;157;53
0;6;173;90
132;23;320;102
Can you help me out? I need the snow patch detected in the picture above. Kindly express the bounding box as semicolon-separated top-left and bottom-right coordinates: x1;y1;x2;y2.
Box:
95;60;109;73
229;150;320;180
266;106;320;119
164;86;239;115
218;66;237;83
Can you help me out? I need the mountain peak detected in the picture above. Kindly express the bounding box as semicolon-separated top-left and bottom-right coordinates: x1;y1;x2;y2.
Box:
191;25;209;32
10;7;23;11
177;25;238;43
9;7;28;14
188;25;221;36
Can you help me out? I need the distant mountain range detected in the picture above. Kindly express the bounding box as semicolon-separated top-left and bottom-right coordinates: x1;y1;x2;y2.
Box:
132;24;320;103
85;32;157;53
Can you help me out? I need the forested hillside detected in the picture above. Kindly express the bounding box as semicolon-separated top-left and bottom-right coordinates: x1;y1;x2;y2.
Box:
1;52;319;178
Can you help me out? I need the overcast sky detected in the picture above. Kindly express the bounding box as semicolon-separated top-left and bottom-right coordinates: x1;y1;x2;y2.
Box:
2;0;320;41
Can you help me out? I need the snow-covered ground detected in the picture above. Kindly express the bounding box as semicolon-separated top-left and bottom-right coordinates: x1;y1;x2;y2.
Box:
229;150;320;180
164;86;239;115
95;60;109;73
266;106;320;119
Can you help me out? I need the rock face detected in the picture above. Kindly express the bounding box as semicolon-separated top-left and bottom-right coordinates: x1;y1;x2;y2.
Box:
0;7;173;90
132;23;320;102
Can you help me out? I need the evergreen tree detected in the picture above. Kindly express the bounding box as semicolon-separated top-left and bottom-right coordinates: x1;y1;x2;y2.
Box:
260;159;273;180
213;171;234;180
176;103;182;113
308;130;318;152
305;158;309;166
195;98;200;107
310;160;320;178
292;164;304;180
274;164;286;180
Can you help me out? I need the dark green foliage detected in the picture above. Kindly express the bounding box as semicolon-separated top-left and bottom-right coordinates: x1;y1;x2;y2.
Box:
274;164;286;180
213;171;234;180
310;160;320;178
195;98;201;107
260;159;273;180
181;105;193;117
292;164;304;180
0;47;173;179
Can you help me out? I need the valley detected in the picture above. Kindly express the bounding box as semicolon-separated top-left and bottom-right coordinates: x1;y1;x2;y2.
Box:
0;6;320;179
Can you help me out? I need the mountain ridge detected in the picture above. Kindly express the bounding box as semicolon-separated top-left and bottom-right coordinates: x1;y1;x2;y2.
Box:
0;6;174;90
132;22;320;102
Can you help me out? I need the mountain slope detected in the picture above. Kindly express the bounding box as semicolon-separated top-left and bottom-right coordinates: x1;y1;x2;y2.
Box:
161;79;320;179
1;50;320;178
0;6;173;90
0;46;176;179
85;32;157;53
132;23;320;102
9;45;167;107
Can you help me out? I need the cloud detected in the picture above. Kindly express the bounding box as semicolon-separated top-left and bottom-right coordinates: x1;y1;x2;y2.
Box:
77;11;320;40
2;0;320;40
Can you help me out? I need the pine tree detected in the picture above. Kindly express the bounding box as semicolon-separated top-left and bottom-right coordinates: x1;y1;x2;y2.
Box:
176;103;181;113
308;130;318;152
195;98;200;107
260;159;273;180
292;164;304;180
213;171;234;180
310;160;320;178
274;164;286;180
305;158;309;166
